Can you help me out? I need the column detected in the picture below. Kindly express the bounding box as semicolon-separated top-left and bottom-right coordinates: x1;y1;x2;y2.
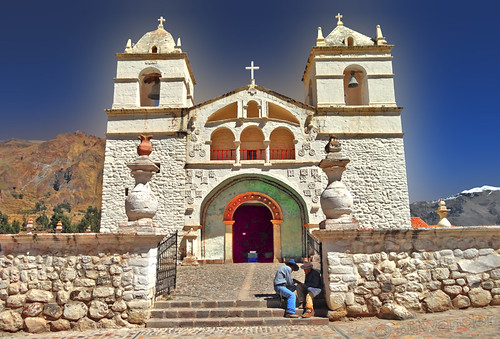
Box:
223;220;235;263
271;219;282;262
264;140;270;165
234;141;241;166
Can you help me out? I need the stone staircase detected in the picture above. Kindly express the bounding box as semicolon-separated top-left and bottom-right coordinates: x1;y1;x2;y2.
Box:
146;298;329;328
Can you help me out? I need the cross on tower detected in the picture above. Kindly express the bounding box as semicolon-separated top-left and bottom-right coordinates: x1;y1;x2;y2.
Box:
245;61;260;85
336;13;343;26
158;16;166;29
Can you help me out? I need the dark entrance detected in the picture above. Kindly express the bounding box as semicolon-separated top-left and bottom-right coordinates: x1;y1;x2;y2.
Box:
232;205;274;263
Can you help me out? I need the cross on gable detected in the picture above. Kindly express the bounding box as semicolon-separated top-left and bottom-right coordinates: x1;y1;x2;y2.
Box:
158;16;166;29
336;13;343;26
245;61;260;85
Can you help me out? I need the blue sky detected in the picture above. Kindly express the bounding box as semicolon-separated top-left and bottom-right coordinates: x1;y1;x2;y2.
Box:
0;1;498;203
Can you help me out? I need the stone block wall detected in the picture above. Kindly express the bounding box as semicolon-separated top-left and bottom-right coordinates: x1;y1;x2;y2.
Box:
313;227;500;320
0;234;163;333
340;137;411;229
101;136;187;234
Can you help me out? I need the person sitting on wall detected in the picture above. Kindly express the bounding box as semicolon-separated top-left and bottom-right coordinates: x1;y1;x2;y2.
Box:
296;261;322;318
273;259;300;318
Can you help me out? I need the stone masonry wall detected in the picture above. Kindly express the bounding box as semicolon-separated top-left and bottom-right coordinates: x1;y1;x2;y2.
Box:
0;234;162;333
101;136;186;234
340;137;411;229
314;227;500;320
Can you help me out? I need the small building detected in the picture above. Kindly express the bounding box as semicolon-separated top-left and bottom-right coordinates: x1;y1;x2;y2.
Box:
100;16;411;263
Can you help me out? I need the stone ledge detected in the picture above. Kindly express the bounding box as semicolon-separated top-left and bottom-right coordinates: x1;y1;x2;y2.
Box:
312;226;500;241
0;233;166;255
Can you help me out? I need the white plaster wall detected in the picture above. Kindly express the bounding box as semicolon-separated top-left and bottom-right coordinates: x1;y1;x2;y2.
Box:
367;78;396;105
340;137;411;228
100;136;187;234
113;82;140;108
316;114;402;134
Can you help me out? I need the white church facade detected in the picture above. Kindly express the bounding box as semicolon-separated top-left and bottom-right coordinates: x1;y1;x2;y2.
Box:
100;15;411;264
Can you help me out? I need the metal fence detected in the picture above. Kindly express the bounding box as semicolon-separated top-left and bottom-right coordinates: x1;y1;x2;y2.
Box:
155;231;178;297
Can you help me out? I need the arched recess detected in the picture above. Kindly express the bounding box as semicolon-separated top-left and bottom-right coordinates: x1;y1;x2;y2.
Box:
246;100;260;118
210;128;235;160
223;192;282;221
200;174;309;263
269;127;295;160
139;67;161;107
343;65;369;105
268;103;300;124
206;102;238;123
240;126;265;160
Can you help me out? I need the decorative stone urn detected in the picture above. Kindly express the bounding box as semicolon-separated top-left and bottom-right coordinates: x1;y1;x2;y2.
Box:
181;227;199;266
119;135;159;233
436;199;452;227
318;137;358;229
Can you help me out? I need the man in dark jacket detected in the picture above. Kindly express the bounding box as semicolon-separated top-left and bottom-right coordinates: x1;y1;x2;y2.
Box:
296;262;322;318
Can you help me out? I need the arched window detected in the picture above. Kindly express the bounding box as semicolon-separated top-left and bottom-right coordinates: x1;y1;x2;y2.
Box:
210;128;235;160
343;66;368;105
240;126;265;160
246;100;259;118
151;46;158;53
346;36;354;47
270;128;295;160
139;68;161;107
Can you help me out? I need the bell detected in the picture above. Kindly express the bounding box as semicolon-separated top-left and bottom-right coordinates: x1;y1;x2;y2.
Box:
147;80;160;100
348;71;358;88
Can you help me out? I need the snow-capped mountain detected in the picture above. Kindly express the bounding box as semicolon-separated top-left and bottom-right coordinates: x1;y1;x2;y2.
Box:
410;186;500;226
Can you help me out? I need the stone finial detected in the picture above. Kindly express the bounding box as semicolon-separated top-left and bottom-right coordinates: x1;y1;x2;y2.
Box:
436;199;452;227
26;219;33;234
137;135;153;156
336;13;344;26
56;221;63;233
376;25;387;45
316;27;326;46
325;136;342;153
125;39;132;51
318;138;358;229
176;37;182;47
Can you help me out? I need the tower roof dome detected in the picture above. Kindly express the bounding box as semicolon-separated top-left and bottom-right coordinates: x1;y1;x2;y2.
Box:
125;16;178;54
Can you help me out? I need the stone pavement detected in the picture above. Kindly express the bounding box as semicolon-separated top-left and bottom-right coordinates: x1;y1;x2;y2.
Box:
9;306;500;338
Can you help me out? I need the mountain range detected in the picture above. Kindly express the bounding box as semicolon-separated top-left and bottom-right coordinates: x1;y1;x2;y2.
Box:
410;186;500;226
0;132;104;222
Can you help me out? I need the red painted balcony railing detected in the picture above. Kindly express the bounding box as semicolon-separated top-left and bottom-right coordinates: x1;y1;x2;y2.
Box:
210;149;236;160
270;148;295;160
240;149;265;160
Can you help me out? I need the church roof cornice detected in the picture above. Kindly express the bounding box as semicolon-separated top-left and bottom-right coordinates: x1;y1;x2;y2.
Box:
106;107;186;117
116;52;196;84
316;106;402;115
190;85;315;112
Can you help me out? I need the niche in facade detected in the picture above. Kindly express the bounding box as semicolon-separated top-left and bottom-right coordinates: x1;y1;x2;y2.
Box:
140;69;161;107
246;100;260;118
270;127;295;160
207;102;238;123
240;126;265;160
268;103;300;124
210;128;236;160
343;66;368;105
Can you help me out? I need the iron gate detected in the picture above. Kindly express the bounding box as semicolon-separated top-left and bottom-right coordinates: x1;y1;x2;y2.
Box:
155;231;178;297
307;232;323;276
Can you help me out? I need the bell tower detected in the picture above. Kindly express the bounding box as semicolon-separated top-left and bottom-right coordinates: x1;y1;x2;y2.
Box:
112;16;195;109
303;14;411;228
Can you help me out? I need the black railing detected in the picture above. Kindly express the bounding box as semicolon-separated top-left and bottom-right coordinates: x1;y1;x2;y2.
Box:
307;232;322;276
155;231;178;297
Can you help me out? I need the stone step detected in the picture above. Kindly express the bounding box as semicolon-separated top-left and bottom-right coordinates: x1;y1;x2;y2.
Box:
154;300;267;309
146;316;329;328
151;307;284;319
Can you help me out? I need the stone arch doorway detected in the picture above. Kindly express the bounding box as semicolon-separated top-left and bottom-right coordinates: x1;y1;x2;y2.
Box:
223;192;283;263
200;174;308;263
